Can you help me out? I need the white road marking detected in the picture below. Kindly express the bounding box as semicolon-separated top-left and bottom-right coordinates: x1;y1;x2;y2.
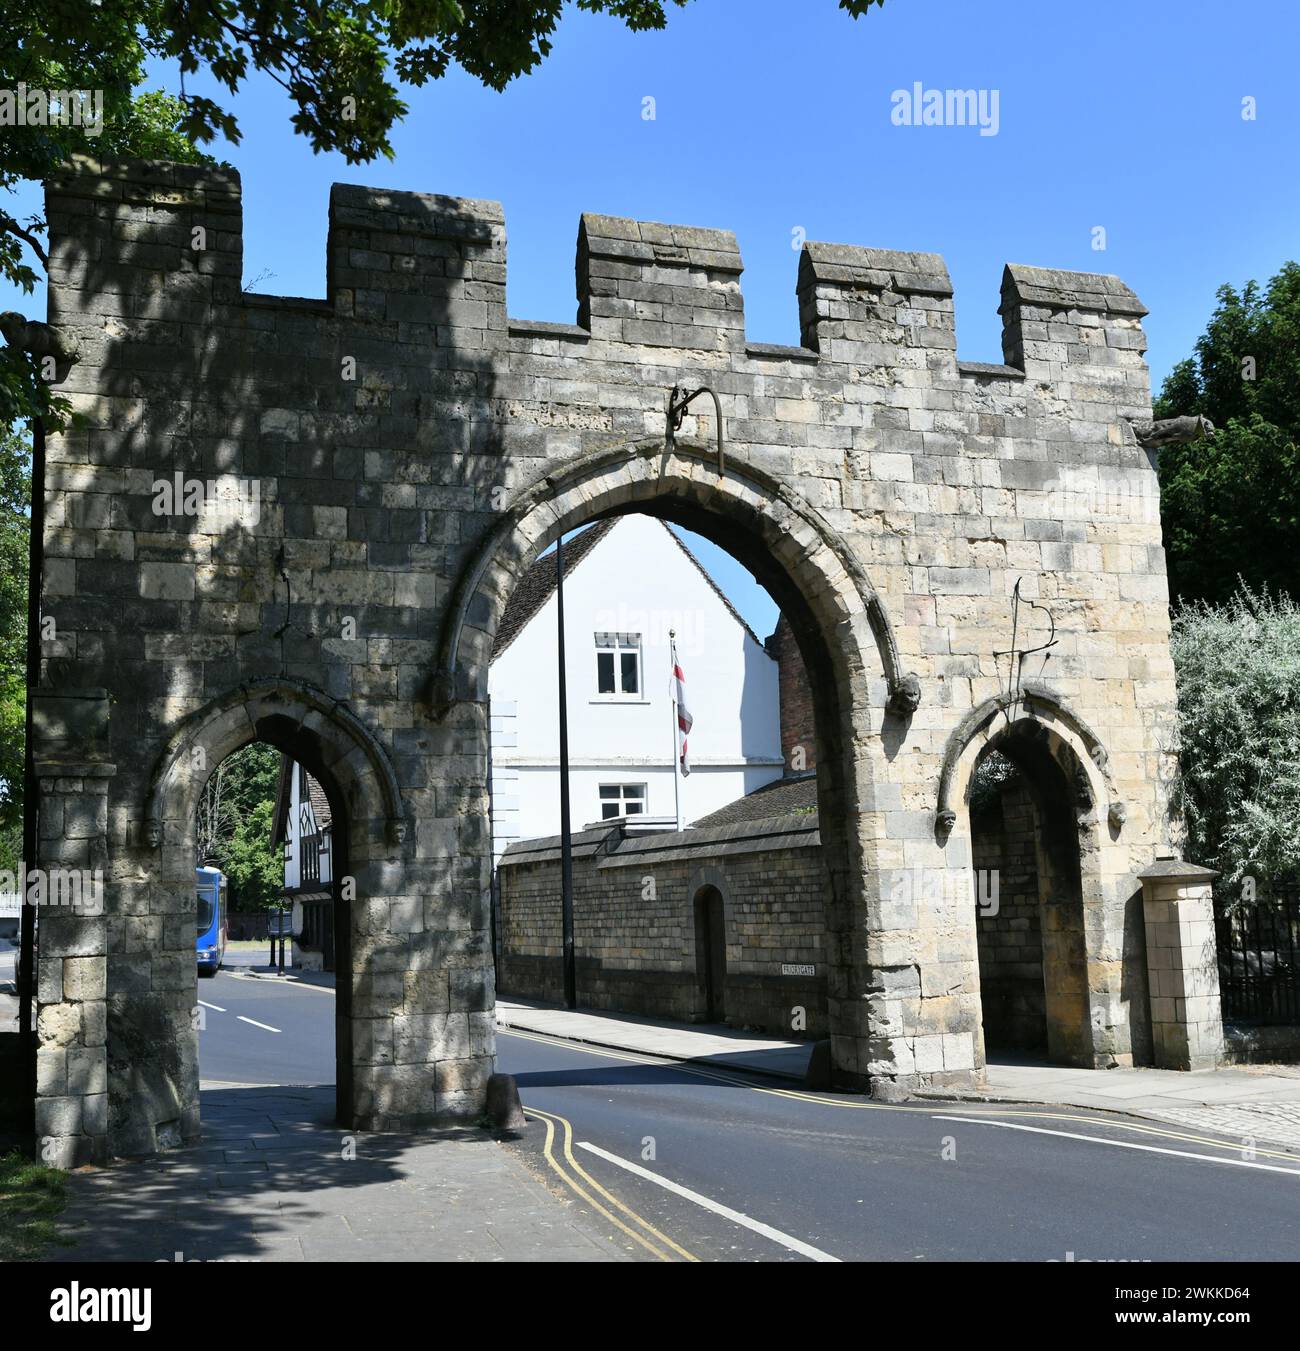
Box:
932;1115;1300;1176
236;1015;281;1033
197;1000;225;1013
576;1140;841;1262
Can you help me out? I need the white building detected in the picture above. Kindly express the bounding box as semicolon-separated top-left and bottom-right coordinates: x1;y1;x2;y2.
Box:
488;514;783;858
271;758;336;968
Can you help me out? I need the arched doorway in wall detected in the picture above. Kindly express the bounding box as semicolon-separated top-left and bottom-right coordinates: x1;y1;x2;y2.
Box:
132;678;405;1154
692;885;727;1024
966;719;1093;1068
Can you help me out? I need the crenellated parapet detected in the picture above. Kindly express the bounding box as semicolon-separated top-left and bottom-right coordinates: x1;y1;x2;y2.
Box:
45;156;1152;435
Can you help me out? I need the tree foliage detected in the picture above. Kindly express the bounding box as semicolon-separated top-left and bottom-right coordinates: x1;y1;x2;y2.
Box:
195;742;284;910
1170;585;1300;892
1155;263;1300;606
0;429;29;855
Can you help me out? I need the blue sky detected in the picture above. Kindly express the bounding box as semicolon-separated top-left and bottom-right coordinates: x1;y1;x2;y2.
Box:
7;0;1297;636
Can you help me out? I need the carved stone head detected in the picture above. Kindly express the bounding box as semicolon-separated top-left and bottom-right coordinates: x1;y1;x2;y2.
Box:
888;672;922;716
387;818;407;847
144;817;162;849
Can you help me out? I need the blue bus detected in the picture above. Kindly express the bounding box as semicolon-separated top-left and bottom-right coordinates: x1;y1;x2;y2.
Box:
196;865;227;976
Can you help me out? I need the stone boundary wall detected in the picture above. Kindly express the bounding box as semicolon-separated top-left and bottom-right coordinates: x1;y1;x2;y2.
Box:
497;814;830;1038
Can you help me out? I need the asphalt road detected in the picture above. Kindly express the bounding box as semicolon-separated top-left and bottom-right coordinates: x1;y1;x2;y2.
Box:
197;967;336;1085
196;968;1300;1263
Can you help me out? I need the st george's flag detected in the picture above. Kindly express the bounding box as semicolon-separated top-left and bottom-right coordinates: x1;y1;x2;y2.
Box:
671;638;693;776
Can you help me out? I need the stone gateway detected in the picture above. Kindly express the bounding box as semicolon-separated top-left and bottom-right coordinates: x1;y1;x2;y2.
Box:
28;155;1221;1164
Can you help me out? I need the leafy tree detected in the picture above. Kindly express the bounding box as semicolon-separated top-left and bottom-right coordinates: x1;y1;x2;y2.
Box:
1170;584;1300;892
222;797;285;912
968;749;1020;818
195;742;284;910
1154;263;1300;606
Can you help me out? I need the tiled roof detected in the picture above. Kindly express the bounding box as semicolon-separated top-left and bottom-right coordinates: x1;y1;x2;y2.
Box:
690;773;818;828
490;517;618;660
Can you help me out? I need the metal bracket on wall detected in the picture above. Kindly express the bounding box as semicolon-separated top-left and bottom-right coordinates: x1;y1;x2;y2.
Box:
993;577;1058;708
666;384;725;474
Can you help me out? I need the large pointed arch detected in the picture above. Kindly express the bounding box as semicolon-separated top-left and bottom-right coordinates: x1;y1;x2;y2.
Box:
431;437;919;717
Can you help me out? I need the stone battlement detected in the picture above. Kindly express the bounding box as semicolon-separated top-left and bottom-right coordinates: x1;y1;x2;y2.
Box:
48;155;1151;426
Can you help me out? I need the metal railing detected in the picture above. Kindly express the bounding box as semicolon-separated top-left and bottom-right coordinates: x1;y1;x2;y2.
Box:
1215;885;1300;1024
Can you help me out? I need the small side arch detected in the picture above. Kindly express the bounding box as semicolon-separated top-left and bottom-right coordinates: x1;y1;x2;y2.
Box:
934;680;1125;837
141;676;406;851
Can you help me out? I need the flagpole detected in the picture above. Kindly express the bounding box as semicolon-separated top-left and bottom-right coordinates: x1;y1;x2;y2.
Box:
669;630;682;831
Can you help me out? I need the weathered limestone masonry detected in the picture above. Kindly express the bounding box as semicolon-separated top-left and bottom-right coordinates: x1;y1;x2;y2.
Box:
498;815;829;1037
33;152;1197;1160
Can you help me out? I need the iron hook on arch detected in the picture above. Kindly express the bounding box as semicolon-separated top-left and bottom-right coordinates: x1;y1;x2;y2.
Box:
666;384;725;475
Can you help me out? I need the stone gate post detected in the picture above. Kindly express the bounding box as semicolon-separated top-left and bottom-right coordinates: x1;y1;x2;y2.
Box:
1138;857;1224;1071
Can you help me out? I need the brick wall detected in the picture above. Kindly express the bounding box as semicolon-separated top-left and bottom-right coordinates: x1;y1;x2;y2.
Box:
767;615;817;773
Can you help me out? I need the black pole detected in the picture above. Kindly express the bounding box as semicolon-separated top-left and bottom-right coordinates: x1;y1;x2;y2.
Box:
556;535;576;1009
17;418;46;1145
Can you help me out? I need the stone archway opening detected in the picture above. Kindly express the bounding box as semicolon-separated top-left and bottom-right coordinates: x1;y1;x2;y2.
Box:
967;720;1093;1069
191;735;353;1122
476;450;894;1073
57;677;412;1161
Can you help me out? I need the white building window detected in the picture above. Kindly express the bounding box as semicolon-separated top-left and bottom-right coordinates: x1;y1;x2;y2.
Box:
599;783;646;819
595;632;641;697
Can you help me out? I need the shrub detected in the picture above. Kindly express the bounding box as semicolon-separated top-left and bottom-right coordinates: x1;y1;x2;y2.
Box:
1170;584;1300;892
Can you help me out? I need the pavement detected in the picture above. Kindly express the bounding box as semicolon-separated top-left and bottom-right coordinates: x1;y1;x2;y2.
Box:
48;1083;630;1263
496;997;812;1080
497;997;1300;1153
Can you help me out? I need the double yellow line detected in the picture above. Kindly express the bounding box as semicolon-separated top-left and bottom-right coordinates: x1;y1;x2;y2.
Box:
524;1103;699;1262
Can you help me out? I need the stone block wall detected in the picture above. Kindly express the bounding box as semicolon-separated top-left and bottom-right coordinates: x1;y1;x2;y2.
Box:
497;816;829;1038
